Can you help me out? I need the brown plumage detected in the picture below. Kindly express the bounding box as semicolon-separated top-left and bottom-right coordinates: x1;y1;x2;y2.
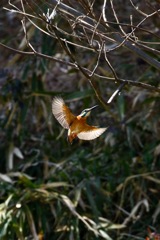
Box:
52;97;107;143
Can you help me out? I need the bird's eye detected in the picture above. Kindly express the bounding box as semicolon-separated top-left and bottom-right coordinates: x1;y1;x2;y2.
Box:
81;110;86;114
80;110;87;117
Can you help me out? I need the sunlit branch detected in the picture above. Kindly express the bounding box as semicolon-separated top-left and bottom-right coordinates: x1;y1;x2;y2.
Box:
107;83;126;104
102;0;109;27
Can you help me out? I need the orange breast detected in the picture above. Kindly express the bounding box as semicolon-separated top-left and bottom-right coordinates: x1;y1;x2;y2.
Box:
68;118;86;143
70;118;86;133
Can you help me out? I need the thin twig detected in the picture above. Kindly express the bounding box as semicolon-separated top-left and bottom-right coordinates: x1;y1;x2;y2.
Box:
4;1;160;70
103;44;118;80
102;0;109;26
0;42;160;93
49;0;160;70
89;41;104;77
129;0;148;17
110;0;126;36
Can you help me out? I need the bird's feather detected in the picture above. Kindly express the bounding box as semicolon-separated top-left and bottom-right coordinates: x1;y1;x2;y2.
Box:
52;97;76;129
77;127;107;140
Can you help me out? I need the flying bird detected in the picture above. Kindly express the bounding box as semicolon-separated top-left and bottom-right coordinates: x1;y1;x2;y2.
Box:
52;97;107;143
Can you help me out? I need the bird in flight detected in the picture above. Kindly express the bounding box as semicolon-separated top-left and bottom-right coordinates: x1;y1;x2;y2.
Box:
52;97;107;143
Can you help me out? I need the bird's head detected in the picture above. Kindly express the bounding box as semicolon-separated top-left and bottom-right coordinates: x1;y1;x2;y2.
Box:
77;105;98;119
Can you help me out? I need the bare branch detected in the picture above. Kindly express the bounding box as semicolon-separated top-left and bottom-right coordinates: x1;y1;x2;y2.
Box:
89;41;104;77
1;0;160;100
102;0;109;27
110;0;126;36
129;0;148;17
0;41;160;94
103;45;118;80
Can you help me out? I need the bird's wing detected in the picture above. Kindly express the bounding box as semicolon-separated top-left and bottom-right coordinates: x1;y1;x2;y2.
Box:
52;97;76;129
77;125;107;140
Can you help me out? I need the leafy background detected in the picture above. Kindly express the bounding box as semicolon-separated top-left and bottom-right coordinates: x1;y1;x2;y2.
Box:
0;0;160;239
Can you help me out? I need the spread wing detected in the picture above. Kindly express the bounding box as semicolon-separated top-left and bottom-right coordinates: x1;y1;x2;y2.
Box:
52;97;76;129
77;125;107;140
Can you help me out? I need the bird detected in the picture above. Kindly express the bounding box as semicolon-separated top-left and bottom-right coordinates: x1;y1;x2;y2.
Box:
52;97;107;143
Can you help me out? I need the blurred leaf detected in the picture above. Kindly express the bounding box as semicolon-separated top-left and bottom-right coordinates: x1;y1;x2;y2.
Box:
85;181;100;219
65;89;94;100
0;173;13;183
117;94;125;121
6;142;14;171
24;205;39;240
98;229;113;240
13;147;24;159
154;144;160;157
42;182;71;189
8;172;34;180
0;217;12;238
152;201;160;224
143;175;160;185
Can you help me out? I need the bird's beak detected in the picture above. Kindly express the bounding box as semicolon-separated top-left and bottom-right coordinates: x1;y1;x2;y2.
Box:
89;105;98;111
77;105;98;119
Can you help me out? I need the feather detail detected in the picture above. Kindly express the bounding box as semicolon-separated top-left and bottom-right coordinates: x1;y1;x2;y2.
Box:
52;97;75;129
77;127;107;140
